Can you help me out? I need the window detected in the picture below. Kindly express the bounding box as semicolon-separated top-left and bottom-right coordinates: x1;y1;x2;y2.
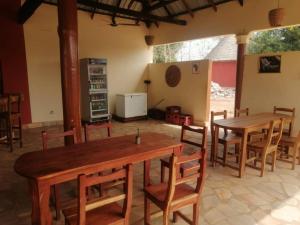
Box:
247;26;300;54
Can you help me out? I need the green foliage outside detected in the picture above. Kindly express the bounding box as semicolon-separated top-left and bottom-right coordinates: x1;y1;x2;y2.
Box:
153;42;183;63
248;26;300;54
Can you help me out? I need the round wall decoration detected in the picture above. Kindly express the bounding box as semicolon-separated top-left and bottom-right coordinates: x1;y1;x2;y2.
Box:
165;65;181;87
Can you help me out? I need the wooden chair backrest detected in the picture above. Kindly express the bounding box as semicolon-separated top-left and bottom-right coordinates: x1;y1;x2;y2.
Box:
273;106;295;136
78;164;133;225
9;93;22;114
84;122;112;142
41;127;77;150
0;97;9;113
235;108;249;117
180;125;207;149
164;150;206;208
265;119;284;152
211;110;227;137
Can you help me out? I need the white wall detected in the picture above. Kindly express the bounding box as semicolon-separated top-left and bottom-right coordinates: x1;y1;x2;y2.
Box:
241;51;300;135
148;60;212;124
24;4;152;123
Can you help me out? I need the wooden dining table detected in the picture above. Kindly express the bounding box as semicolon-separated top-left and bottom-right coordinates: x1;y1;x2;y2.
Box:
212;112;294;178
14;132;182;225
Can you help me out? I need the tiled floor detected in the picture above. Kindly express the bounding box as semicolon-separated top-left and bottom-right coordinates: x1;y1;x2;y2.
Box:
1;120;300;225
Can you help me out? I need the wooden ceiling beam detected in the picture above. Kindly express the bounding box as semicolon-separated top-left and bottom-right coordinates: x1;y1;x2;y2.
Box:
180;0;194;18
207;0;217;12
148;0;178;11
77;0;187;25
18;0;43;24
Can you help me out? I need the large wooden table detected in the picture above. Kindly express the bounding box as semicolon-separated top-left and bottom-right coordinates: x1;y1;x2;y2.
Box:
14;132;182;225
212;113;293;178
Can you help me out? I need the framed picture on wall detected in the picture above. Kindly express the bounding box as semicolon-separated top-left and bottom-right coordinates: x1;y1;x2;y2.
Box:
192;62;200;74
259;55;281;73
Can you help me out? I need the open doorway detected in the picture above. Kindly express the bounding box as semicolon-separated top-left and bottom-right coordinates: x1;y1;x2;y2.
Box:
208;35;237;118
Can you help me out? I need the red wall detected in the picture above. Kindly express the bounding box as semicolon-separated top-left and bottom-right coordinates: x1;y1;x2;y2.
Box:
212;60;237;88
0;0;32;124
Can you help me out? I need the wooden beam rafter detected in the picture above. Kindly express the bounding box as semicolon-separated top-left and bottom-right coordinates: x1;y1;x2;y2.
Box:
18;0;43;24
148;0;178;11
207;0;217;12
77;0;187;25
180;0;194;18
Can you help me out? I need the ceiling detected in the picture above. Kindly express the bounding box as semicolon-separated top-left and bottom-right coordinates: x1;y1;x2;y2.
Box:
19;0;244;27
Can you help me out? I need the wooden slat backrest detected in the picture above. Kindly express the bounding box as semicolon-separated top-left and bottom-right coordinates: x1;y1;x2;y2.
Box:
78;164;133;225
211;110;228;137
265;119;284;151
9;93;22;114
84;121;112;142
273;106;295;136
235;108;249;117
0;97;8;113
41;127;78;150
164;150;206;207
180;125;207;149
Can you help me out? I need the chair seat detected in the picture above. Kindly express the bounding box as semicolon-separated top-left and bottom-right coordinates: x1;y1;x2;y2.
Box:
144;183;195;206
279;136;297;146
63;202;124;225
248;141;278;153
160;158;200;175
218;133;242;144
274;127;290;136
180;161;200;174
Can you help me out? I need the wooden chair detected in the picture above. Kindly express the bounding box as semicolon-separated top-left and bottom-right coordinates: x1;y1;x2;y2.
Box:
235;108;262;142
235;108;249;117
211;110;242;166
84;121;112;142
41;128;78;220
278;131;300;170
246;119;284;177
144;150;206;225
0;94;23;151
63;164;133;225
160;124;207;182
273;106;295;136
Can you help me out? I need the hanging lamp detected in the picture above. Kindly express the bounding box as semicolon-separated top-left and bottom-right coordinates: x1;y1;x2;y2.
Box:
269;0;285;27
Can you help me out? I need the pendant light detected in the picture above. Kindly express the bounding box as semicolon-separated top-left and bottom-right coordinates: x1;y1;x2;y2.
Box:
269;0;285;27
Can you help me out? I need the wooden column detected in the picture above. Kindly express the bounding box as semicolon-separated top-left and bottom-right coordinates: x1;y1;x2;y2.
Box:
57;0;82;143
234;34;248;115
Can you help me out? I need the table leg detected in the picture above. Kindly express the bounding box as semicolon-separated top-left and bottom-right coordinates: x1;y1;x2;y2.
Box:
29;179;52;225
213;126;219;167
239;129;248;178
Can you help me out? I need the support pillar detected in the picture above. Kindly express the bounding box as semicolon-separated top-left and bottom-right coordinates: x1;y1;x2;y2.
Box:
234;34;248;115
57;0;82;143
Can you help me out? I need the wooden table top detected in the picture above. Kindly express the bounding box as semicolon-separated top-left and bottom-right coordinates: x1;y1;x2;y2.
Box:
14;132;181;181
213;113;293;130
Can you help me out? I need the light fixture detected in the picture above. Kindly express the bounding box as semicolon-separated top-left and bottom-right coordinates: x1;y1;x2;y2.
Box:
269;0;285;27
145;35;154;46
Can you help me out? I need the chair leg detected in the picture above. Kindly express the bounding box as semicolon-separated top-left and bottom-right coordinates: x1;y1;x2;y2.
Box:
107;127;111;137
172;211;178;223
19;117;23;148
163;210;169;225
260;154;267;177
235;144;240;163
7;119;13;152
161;163;166;183
144;197;150;225
54;184;61;220
223;144;227;166
192;203;200;225
292;146;297;170
271;151;276;172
